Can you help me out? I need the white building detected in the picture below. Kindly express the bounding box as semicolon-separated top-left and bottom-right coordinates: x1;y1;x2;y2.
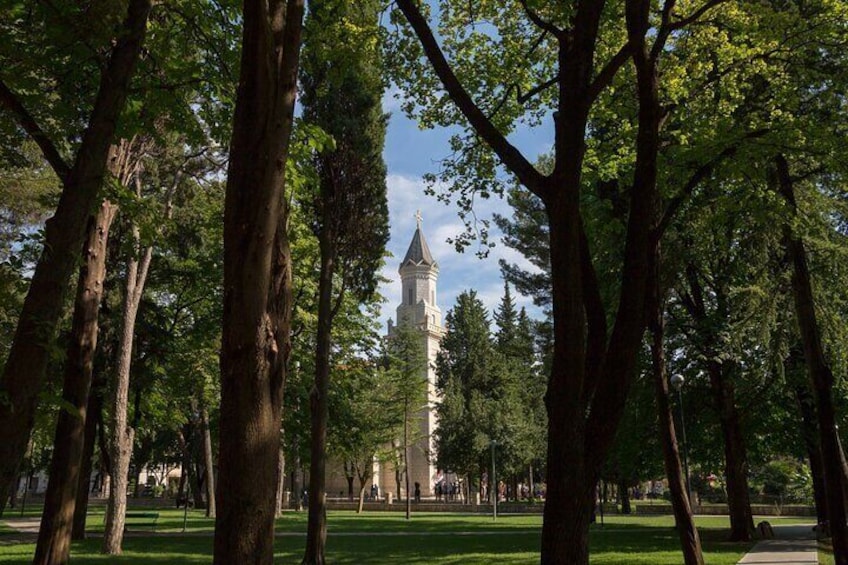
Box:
325;217;446;500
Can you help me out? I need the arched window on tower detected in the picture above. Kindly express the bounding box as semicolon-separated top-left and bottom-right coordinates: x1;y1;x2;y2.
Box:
408;288;413;305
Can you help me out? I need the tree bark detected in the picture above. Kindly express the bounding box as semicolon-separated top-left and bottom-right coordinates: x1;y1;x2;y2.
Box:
648;279;704;565
213;1;302;563
357;483;367;514
34;200;117;565
201;405;216;518
776;153;848;564
275;448;286;517
103;181;154;555
708;362;754;541
72;409;96;540
0;0;152;512
303;225;336;564
793;376;829;524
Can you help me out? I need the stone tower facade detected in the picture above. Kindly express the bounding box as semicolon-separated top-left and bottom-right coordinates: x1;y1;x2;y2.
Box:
322;216;445;501
380;215;445;498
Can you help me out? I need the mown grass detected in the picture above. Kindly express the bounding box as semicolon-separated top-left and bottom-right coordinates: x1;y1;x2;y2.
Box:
0;509;803;564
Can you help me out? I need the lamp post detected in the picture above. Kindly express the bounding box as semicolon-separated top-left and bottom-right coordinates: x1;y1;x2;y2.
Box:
490;439;498;520
670;374;692;504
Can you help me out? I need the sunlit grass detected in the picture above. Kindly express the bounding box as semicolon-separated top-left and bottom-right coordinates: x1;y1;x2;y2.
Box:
0;508;804;563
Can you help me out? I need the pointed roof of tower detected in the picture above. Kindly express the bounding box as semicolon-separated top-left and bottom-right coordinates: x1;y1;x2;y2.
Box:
400;226;435;268
400;210;436;270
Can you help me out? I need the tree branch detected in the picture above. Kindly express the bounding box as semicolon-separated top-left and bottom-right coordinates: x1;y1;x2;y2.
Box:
395;0;546;197
0;79;71;180
517;0;563;37
655;128;769;239
579;215;607;409
587;41;633;101
667;0;731;32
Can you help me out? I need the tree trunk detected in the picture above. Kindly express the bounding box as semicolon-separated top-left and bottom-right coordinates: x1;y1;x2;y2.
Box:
357;483;367;514
680;266;755;541
201;406;216;518
103;205;153;554
192;461;206;509
404;400;411;520
275;448;286;517
213;1;302;563
177;429;190;506
708;363;754;541
291;454;303;511
619;478;631;514
649;284;704;565
394;444;402;503
34;201;117;565
794;379;829;524
303;224;335;565
776;154;848;564
0;0;151;513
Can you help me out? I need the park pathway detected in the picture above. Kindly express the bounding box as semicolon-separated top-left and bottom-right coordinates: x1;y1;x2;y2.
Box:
737;524;818;564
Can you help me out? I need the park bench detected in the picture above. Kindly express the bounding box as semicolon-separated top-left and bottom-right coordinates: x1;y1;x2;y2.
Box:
123;511;160;532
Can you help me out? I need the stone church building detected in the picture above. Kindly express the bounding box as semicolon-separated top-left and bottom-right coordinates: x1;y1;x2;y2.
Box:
325;216;446;499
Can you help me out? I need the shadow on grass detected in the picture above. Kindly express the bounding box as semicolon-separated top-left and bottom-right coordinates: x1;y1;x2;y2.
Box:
0;510;764;564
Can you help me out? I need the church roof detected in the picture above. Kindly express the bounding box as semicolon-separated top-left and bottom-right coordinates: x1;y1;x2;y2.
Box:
400;226;436;269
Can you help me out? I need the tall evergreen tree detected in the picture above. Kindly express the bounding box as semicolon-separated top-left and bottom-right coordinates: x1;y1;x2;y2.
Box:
299;1;389;562
434;291;497;484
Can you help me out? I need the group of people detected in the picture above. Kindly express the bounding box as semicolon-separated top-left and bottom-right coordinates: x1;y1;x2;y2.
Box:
433;470;463;502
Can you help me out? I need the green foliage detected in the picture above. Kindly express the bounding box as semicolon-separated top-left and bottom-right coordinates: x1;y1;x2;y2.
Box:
300;0;390;303
752;457;814;503
383;315;429;474
435;288;544;483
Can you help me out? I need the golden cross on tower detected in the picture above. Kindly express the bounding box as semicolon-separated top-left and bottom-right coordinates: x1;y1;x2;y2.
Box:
415;209;423;229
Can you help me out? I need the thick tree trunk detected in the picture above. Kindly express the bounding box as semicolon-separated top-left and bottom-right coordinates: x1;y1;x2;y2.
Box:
34;201;116;565
70;443;109;531
0;0;151;512
103;217;152;554
304;230;335;564
794;379;829;524
201;406;216;518
649;286;704;565
705;362;754;541
777;154;848;564
213;1;302;563
681;261;755;542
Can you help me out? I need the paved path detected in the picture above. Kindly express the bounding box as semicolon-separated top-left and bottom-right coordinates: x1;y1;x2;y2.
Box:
737;524;818;564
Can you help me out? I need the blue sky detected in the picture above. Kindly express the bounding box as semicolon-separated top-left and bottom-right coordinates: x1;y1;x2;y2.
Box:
377;86;551;332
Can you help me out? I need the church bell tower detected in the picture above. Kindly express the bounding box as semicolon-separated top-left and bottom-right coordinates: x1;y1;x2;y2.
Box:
383;211;445;498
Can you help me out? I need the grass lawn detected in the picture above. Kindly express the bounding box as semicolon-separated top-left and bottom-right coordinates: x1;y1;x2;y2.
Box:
0;509;797;564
